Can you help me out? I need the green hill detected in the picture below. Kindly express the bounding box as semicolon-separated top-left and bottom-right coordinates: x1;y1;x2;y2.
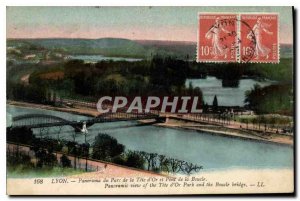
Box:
7;38;293;60
7;38;151;58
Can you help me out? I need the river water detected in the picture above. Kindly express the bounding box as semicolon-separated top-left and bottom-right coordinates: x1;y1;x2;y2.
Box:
69;55;143;62
186;76;275;106
7;105;293;171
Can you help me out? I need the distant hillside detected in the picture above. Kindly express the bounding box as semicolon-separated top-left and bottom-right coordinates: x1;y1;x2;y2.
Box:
136;40;293;59
7;38;150;58
7;38;293;59
135;40;197;59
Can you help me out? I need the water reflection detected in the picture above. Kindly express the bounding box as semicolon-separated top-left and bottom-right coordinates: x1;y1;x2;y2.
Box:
186;76;275;106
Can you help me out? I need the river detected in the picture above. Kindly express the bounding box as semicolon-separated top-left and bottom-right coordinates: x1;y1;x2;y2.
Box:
68;55;143;62
7;105;293;171
186;76;275;106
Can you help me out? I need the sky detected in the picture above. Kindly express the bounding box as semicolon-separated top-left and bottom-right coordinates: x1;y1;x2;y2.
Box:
7;6;293;43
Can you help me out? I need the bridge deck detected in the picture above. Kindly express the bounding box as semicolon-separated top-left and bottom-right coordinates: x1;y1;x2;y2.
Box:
11;113;164;129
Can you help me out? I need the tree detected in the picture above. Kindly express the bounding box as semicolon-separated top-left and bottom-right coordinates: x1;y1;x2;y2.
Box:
7;152;33;168
140;152;158;171
60;154;71;168
7;127;35;145
244;84;292;115
52;139;63;153
181;162;203;175
8;82;47;104
7;127;35;158
112;155;126;166
66;141;79;169
125;151;145;169
245;84;262;111
79;143;90;171
92;133;125;161
31;138;58;168
158;155;170;173
203;102;208;113
149;55;188;94
212;95;218;113
168;158;185;174
44;152;57;167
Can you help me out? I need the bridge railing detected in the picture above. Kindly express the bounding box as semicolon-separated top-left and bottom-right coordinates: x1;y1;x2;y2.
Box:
60;98;161;116
10;109;162;129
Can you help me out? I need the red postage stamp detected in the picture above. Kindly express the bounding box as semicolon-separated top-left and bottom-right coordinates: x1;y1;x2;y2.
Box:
197;13;238;63
240;13;279;63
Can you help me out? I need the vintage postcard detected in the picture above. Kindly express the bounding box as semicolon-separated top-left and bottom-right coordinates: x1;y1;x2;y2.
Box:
6;6;294;195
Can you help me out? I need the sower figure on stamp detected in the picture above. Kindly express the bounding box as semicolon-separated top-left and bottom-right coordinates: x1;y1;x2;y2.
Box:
247;17;273;59
205;17;231;59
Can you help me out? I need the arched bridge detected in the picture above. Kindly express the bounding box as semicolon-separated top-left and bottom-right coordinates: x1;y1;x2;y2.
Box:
12;114;74;128
11;111;165;129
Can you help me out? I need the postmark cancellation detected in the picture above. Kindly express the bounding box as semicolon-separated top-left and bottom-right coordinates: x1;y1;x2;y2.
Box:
197;13;279;63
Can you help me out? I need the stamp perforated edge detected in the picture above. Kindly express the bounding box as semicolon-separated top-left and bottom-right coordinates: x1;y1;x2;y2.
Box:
196;12;239;63
240;12;280;64
196;12;280;64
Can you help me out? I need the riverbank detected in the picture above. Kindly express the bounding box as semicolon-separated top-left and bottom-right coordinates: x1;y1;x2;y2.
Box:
7;100;293;146
7;100;99;117
139;117;293;146
155;120;293;146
